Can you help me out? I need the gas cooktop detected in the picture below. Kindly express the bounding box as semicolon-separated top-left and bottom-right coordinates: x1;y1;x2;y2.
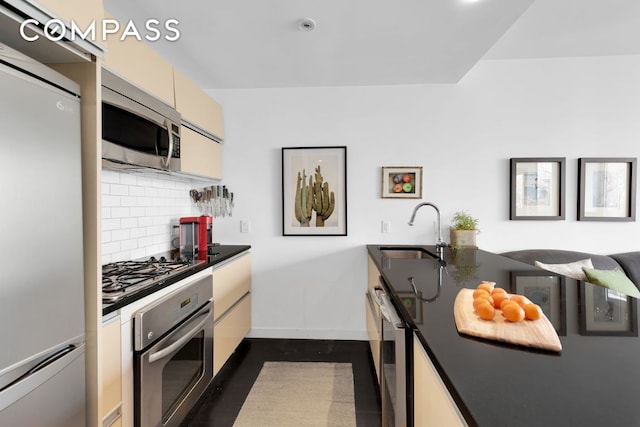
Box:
102;256;196;304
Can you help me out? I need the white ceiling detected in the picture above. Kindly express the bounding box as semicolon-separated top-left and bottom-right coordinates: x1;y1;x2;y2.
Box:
104;0;640;90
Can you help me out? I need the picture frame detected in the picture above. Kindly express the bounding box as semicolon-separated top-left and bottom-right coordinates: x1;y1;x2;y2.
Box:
381;166;423;199
510;158;565;220
578;157;637;221
510;271;566;335
281;146;347;236
397;292;423;324
578;282;638;336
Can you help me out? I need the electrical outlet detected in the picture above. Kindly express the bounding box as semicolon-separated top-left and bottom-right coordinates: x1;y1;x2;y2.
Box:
382;220;391;233
240;220;251;233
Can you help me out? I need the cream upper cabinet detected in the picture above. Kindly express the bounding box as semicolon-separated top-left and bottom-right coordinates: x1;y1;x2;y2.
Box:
180;126;223;180
413;333;467;427
35;0;104;32
173;67;225;141
102;12;175;107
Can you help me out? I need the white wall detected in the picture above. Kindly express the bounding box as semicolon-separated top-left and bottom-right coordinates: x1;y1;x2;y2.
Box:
207;54;640;340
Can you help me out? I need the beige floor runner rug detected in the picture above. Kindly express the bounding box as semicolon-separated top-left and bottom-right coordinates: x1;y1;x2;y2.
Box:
233;361;357;427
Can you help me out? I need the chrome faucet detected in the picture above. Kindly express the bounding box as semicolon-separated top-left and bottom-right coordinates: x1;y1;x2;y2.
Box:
408;202;446;259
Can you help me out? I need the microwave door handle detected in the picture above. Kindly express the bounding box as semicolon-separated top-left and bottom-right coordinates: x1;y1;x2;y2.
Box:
161;118;174;168
148;307;210;363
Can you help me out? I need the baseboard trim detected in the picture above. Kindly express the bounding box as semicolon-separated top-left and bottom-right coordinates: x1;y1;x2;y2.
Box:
247;328;368;341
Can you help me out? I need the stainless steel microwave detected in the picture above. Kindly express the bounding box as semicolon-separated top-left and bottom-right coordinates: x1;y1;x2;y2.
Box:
102;69;182;172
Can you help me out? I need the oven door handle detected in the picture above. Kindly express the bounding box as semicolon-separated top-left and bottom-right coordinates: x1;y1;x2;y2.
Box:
148;304;211;364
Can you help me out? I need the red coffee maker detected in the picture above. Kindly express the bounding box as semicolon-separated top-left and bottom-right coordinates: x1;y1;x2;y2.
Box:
179;215;213;261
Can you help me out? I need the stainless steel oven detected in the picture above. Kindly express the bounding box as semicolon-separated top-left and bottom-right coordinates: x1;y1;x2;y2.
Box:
133;276;213;427
372;277;412;427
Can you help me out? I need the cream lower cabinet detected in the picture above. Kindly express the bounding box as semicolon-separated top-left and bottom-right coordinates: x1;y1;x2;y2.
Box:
101;314;122;427
179;126;222;180
212;253;252;376
366;255;381;382
413;334;467;427
365;291;380;383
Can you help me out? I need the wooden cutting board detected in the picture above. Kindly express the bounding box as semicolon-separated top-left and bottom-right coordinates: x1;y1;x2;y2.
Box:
454;288;562;352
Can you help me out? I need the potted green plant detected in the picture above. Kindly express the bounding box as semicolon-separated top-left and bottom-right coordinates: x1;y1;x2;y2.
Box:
449;211;479;249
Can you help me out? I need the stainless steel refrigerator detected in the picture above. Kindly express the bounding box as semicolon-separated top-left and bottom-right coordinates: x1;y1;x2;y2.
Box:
0;42;86;426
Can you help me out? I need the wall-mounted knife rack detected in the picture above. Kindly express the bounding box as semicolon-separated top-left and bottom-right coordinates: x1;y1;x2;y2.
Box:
189;185;234;218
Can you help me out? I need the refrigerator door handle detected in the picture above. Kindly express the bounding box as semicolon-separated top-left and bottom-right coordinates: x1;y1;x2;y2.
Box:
0;343;84;412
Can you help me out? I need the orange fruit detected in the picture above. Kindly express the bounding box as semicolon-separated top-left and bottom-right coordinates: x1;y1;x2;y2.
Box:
491;287;507;296
473;288;490;299
475;293;494;305
500;298;515;310
524;304;543;321
502;302;525;322
475;301;495;320
473;295;494;311
492;292;509;309
510;295;528;308
477;282;494;293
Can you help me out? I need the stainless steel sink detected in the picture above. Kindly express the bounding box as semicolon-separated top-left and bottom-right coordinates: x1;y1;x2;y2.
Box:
379;247;437;259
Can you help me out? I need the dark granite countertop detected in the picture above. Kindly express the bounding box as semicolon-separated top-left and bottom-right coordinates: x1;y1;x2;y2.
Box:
367;244;640;427
102;244;251;316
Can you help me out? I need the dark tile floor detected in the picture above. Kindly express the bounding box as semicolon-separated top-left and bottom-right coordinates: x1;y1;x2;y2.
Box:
182;338;382;427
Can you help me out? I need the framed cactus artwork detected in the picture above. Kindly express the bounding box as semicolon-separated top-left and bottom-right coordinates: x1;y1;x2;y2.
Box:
282;146;347;236
381;166;423;199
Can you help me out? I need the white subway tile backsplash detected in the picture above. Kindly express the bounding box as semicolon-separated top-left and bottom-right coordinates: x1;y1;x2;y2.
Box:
111;229;131;241
121;217;138;229
110;184;129;196
111;207;131;218
129;186;145;197
102;170;120;184
102;195;121;207
102;218;121;231
120;196;139;207
101;169;198;263
102;241;121;255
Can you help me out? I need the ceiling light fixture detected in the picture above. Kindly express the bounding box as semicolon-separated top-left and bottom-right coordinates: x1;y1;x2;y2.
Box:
297;18;316;32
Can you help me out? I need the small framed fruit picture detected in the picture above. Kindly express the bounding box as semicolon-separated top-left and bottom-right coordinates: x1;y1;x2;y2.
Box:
381;166;423;199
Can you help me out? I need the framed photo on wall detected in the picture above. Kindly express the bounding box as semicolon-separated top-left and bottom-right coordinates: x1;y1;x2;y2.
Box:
510;158;565;220
281;146;347;236
578;157;637;221
381;166;423;199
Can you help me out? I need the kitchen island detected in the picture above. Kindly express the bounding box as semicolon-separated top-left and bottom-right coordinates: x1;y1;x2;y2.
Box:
367;245;640;427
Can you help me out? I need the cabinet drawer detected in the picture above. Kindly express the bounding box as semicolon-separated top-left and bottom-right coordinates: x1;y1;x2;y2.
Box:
212;254;251;321
214;293;251;376
179;126;222;180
